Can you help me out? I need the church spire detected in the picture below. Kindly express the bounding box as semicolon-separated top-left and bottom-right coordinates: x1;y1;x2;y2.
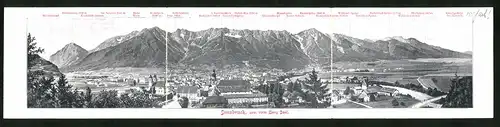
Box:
211;69;217;81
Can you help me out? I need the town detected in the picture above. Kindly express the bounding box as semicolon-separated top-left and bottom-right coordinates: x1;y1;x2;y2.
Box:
157;61;466;108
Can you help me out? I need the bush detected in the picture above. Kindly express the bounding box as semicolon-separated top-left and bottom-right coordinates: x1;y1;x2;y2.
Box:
400;102;406;106
350;96;357;101
391;99;399;106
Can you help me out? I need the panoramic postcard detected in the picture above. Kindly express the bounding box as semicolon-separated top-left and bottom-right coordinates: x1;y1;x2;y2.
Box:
23;8;479;111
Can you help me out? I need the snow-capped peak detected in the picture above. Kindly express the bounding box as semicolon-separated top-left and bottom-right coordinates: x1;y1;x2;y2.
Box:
381;36;409;43
116;37;124;42
363;39;375;43
392;36;408;43
224;33;242;38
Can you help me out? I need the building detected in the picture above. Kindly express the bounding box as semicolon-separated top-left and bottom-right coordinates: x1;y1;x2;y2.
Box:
379;87;399;96
202;96;228;108
163;95;182;108
176;86;201;102
330;90;342;101
96;83;107;87
223;92;268;104
139;77;147;84
283;91;305;103
155;83;166;95
216;80;252;96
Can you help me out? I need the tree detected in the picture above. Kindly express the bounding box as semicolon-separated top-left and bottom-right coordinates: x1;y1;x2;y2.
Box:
391;99;399;106
27;33;49;108
90;90;123;108
120;89;161;108
442;76;473;108
343;86;351;95
27;33;44;68
55;74;82;108
28;76;57;108
301;69;331;108
286;81;302;93
179;97;189;108
394;81;400;86
263;82;285;108
84;87;92;107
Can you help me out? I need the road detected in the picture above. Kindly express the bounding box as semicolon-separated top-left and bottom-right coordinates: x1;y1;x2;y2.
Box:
347;100;373;108
381;85;432;101
416;77;427;89
410;95;447;108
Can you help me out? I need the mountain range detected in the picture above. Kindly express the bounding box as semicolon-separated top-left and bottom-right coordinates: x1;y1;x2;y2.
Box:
50;27;471;72
166;28;471;70
51;27;166;72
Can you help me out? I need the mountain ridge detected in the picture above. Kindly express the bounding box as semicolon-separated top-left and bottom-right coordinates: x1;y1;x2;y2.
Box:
49;43;89;68
167;28;471;70
58;26;167;72
51;27;471;72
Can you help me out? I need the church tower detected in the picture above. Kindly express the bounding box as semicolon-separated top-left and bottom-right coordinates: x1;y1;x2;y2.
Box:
211;69;217;81
209;69;220;96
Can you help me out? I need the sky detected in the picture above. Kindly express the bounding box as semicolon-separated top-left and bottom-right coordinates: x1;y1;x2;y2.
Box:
27;17;167;60
165;8;335;34
27;8;477;60
332;8;475;52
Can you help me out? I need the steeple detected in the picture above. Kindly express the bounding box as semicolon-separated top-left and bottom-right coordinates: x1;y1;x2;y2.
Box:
211;69;217;81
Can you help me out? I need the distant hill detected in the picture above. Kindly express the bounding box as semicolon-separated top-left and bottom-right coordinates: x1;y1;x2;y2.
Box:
30;55;63;77
52;27;471;72
58;27;166;72
50;43;88;68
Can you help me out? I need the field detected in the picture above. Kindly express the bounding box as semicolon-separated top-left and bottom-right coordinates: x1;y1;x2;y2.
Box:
335;101;367;108
329;58;472;93
327;83;360;90
332;58;472;74
420;76;454;92
64;67;165;93
363;95;420;108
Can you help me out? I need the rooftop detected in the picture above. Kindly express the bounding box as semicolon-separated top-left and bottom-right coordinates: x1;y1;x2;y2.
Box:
202;96;228;105
365;86;398;93
217;80;252;93
223;93;267;98
176;86;199;94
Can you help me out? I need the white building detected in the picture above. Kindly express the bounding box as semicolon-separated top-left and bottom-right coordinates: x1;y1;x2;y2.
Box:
176;86;201;102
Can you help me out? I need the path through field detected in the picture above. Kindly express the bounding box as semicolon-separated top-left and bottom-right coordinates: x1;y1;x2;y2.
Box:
381;85;432;101
347;100;373;108
410;95;447;108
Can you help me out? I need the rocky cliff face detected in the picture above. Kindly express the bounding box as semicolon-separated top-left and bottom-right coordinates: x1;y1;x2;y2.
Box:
166;28;471;70
53;27;471;72
59;27;166;72
49;43;88;68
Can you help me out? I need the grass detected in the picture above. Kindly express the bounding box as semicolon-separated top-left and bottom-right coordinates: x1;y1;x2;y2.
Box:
421;76;454;92
362;95;420;108
328;83;360;90
335;102;367;108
